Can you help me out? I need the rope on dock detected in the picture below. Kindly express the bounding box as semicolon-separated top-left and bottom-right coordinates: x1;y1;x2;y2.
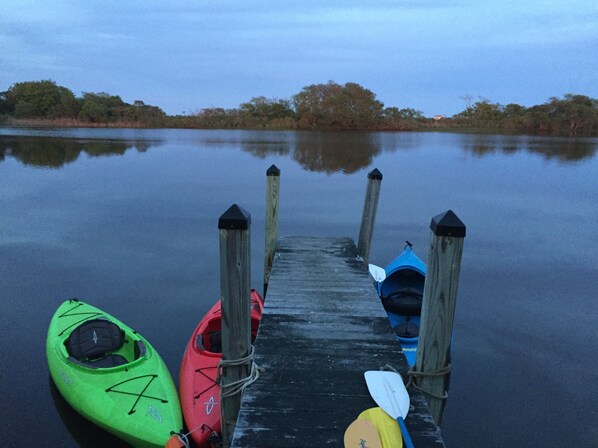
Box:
380;363;451;401
406;364;450;400
217;345;264;398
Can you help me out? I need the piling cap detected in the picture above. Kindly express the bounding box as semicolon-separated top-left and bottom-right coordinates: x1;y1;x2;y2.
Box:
218;204;251;230
368;168;383;180
266;164;280;176
430;210;466;237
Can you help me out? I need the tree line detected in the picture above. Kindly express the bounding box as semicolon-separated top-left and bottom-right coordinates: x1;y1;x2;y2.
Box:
1;80;597;136
450;95;598;137
0;80;166;127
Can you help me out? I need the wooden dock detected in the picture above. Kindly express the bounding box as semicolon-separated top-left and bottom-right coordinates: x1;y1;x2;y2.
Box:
231;236;445;447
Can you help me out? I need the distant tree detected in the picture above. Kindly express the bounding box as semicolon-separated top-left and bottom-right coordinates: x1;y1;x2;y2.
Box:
501;103;527;131
0;90;8;114
457;99;501;121
78;92;127;122
333;82;384;129
521;105;551;134
381;107;424;130
239;96;294;127
3;80;79;118
121;103;166;127
292;82;334;128
197;107;228;127
545;94;598;136
292;81;383;129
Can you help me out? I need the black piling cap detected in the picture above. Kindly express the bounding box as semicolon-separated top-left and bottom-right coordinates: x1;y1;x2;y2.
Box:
266;164;280;176
368;168;383;180
218;204;251;230
430;210;466;237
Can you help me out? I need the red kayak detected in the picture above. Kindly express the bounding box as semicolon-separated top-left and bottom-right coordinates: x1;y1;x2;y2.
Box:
179;289;264;447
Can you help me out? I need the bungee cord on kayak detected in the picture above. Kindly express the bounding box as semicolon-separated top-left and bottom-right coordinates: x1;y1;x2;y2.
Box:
57;300;103;336
192;366;219;400
105;374;170;414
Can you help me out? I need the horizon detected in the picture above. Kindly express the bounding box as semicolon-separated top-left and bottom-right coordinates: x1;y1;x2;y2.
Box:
1;1;597;117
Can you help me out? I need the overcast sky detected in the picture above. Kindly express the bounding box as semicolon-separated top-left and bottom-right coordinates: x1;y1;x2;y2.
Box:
1;0;597;117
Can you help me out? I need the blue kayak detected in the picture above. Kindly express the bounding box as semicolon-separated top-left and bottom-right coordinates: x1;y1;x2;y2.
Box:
369;242;426;366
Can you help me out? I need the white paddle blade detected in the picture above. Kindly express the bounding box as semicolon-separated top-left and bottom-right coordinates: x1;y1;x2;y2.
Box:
364;371;410;420
368;264;386;283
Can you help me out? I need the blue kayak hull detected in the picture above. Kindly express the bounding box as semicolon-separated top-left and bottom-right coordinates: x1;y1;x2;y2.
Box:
373;245;426;367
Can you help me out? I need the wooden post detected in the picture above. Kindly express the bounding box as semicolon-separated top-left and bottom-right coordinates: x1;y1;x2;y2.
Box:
414;210;466;425
263;164;280;296
357;168;383;264
218;204;252;447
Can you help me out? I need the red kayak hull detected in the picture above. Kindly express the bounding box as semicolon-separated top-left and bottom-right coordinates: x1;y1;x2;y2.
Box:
179;289;264;447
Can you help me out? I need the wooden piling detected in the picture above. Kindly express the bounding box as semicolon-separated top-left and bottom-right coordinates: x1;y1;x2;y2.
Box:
218;204;252;447
263;164;280;296
357;168;383;264
414;210;466;425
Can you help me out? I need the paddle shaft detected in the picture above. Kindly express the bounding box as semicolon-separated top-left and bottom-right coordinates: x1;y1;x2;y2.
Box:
396;417;414;448
383;378;414;448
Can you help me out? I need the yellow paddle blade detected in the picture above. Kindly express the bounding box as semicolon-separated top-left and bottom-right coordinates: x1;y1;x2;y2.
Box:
358;407;403;448
344;418;383;448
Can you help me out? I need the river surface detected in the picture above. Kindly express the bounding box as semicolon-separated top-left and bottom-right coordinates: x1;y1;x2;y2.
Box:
1;128;597;447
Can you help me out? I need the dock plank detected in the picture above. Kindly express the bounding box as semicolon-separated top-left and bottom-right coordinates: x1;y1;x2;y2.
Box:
232;236;445;447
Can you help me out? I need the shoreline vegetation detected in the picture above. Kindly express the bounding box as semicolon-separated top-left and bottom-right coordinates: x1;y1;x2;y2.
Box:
1;80;597;137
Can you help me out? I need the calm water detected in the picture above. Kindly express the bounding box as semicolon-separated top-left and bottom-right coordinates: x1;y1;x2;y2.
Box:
1;128;597;447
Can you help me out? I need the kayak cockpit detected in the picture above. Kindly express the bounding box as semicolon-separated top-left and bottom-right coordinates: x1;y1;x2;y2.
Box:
196;318;223;353
195;315;261;354
64;318;146;369
380;269;425;316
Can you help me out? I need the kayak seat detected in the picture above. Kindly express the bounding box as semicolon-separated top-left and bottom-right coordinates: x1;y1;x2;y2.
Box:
66;319;125;361
382;287;423;316
195;331;222;353
209;331;222;353
88;354;129;368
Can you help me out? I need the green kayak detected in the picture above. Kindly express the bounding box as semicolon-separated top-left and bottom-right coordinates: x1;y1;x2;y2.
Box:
46;299;183;447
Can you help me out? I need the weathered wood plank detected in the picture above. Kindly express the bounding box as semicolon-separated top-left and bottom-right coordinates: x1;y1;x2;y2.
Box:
231;236;445;448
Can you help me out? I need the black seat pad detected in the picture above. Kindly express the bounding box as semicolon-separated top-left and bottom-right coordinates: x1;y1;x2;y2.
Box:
88;354;128;368
382;288;423;316
67;319;124;360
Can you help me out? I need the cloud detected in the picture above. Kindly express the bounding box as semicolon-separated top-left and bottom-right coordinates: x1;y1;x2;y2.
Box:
0;0;596;115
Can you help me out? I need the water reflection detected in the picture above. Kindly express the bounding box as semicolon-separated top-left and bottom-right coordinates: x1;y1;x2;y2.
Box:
237;132;381;173
292;133;381;174
0;135;160;169
462;134;597;162
1;130;596;172
240;141;292;159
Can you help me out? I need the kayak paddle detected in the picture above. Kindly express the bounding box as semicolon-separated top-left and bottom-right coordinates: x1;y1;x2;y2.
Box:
368;264;387;283
344;418;382;448
358;407;403;448
364;371;414;448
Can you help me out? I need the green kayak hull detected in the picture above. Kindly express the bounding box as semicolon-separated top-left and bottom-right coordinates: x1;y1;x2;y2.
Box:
46;299;183;448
